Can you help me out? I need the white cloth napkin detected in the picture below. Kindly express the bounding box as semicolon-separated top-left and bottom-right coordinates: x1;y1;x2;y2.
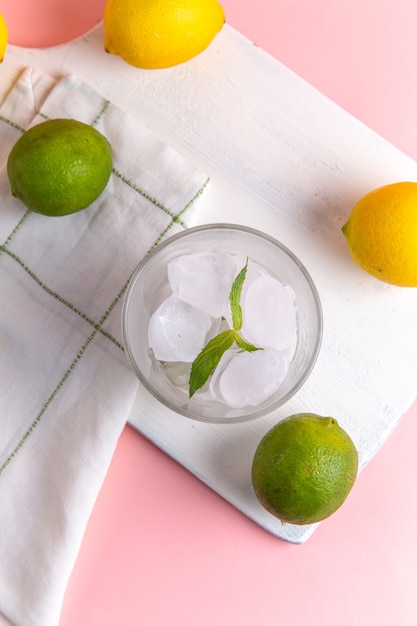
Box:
0;67;210;626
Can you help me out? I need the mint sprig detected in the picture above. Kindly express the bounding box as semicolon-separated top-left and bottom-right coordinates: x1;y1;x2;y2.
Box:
229;258;248;330
189;258;261;398
189;330;236;398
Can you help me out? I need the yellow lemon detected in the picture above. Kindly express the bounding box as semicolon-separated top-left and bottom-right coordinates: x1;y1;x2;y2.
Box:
103;0;225;69
0;13;8;62
252;413;358;525
342;182;417;287
7;119;113;217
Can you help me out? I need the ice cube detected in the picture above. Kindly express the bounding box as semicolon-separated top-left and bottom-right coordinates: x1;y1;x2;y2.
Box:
214;348;289;408
208;348;234;401
168;252;236;318
241;276;297;351
148;295;212;362
162;361;192;388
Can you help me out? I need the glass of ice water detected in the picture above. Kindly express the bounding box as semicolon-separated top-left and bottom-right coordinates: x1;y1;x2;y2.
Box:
122;224;323;423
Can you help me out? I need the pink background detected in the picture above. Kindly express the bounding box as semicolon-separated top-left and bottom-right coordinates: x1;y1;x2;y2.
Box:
3;1;417;624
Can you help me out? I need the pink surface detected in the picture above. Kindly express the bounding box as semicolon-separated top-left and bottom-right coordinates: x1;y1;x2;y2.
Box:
4;1;417;625
1;1;105;48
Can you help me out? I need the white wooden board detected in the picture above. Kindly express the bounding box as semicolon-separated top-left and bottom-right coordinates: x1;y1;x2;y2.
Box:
3;24;417;543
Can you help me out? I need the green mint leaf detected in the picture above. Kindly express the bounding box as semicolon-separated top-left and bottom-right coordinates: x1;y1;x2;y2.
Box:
235;334;263;353
230;258;248;330
189;330;236;398
188;257;262;398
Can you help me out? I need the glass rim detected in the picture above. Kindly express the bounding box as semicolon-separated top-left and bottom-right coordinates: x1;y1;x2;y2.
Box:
122;223;323;423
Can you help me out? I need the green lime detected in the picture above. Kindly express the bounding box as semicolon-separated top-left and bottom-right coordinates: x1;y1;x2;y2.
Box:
7;118;113;216
251;413;358;525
